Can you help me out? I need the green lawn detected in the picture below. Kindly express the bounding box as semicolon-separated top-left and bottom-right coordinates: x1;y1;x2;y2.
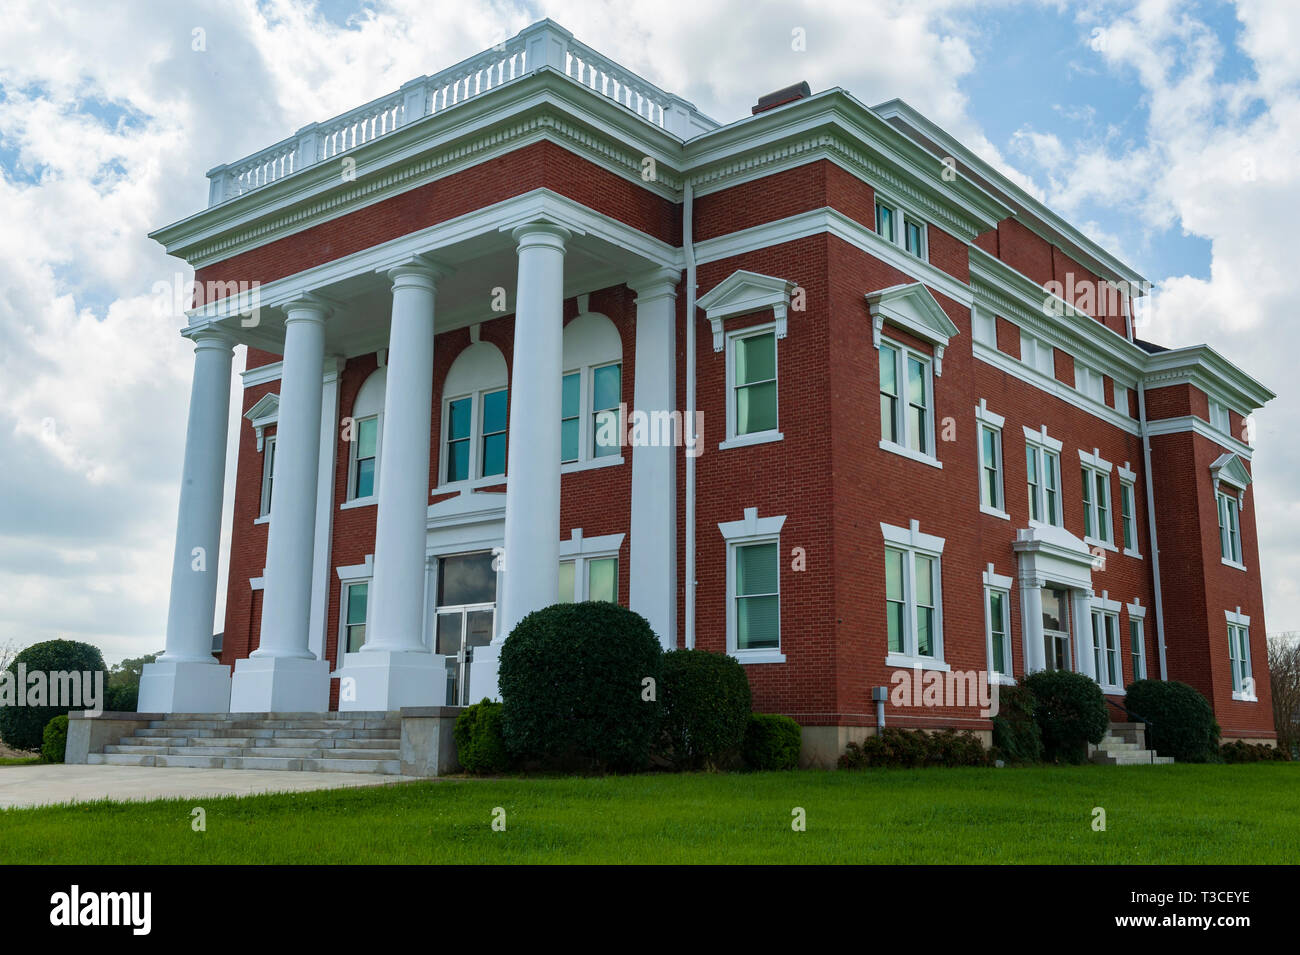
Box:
0;756;40;767
1;763;1297;864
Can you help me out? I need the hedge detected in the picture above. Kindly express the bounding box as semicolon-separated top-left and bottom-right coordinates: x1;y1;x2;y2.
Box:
1021;670;1108;764
1125;679;1219;763
742;714;802;770
659;649;751;770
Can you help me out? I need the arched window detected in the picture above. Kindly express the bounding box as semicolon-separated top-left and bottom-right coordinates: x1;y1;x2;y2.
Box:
561;311;623;466
439;341;509;487
346;368;385;502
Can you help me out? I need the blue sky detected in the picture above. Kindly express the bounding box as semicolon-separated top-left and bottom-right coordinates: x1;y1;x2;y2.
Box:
1;0;1298;665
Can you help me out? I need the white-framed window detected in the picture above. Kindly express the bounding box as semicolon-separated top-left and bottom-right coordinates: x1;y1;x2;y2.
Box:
1024;426;1063;527
557;530;624;604
1209;399;1231;433
879;338;938;466
972;305;997;347
725;324;780;445
344;367;385;505
438;341;509;489
719;508;786;664
259;435;276;518
561;310;626;468
1127;602;1147;682
882;520;947;669
1080;450;1114;548
1118;466;1140;556
1090;607;1122;690
335;555;374;657
1076;363;1105;403
983;564;1014;682
976;400;1006;518
1217;489;1244;568
874;195;929;260
1226;609;1254;700
1020;331;1055;377
343;581;369;654
1113;384;1131;415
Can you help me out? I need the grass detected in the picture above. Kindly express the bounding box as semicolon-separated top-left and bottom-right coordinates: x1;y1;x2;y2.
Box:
0;763;1297;864
0;756;41;767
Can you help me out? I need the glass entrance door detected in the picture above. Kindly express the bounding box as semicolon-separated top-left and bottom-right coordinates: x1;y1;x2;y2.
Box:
1041;587;1072;671
432;552;498;706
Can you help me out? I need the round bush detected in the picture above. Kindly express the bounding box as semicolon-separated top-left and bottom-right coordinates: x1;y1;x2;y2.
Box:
453;699;511;774
743;713;802;770
42;714;69;763
1021;670;1108;764
990;684;1043;764
659;649;751;770
1124;679;1220;762
0;640;108;752
499;602;662;773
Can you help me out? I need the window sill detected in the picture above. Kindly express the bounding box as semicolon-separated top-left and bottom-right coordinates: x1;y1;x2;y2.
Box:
719;431;783;451
980;504;1010;521
731;649;786;665
562;455;624;474
1027;518;1065;531
1221;558;1248;572
989;672;1017;686
1123;547;1143;559
1098;685;1126;697
878;440;942;469
339;496;376;511
1232;691;1258;702
253;515;270;525
885;653;950;672
434;475;507;496
1085;537;1118;553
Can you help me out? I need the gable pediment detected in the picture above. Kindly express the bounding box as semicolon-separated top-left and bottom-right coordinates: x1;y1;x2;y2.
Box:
696;269;797;352
244;393;279;450
866;283;960;375
1211;452;1251;506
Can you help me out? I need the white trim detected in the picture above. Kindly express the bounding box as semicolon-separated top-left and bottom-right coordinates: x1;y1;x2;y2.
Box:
696;269;795;350
882;519;946;667
339;495;377;511
1143;414;1254;461
866;283;959;376
976;400;1006;515
880;518;946;554
885;654;951;673
258;433;277;518
719;431;784;451
872;188;931;262
242;362;283;388
1077;447;1113;473
878;440;943;469
1022;424;1064;453
1225;606;1251;626
1091;590;1122;614
878;335;939;464
982;562;1014;683
561;454;625;474
1126;600;1147;620
336;555;375;581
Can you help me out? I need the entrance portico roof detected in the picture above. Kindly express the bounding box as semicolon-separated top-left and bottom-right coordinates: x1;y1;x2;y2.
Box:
1012;523;1095;593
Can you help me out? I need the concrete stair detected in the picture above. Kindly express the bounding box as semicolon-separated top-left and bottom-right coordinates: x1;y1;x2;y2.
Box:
86;712;405;775
1089;722;1174;765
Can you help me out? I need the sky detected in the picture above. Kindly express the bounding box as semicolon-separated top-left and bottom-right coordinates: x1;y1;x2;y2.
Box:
1;0;1298;665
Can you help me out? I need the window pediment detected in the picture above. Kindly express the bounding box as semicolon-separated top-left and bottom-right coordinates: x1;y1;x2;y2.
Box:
1211;451;1251;502
866;283;960;376
697;269;796;352
245;393;279;451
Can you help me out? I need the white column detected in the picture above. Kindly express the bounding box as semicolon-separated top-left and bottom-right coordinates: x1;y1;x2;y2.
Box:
469;222;568;702
338;259;447;711
1020;576;1046;673
230;296;332;712
1073;590;1097;679
138;329;236;714
628;268;680;650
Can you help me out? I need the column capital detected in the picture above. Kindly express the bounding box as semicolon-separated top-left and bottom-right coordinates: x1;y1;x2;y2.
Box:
384;253;453;289
511;221;571;253
184;325;237;353
279;291;340;323
628;267;681;305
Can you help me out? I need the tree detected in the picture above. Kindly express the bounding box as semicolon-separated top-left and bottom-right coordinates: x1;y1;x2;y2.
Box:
109;653;160;689
1268;633;1300;757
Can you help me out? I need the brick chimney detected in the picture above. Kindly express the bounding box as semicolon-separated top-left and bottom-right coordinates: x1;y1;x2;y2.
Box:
752;81;811;115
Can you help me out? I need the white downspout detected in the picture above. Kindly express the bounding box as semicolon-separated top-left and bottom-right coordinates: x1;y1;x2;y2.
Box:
684;182;697;650
1138;381;1168;680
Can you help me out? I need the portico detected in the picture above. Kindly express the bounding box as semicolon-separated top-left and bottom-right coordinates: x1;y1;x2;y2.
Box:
1013;523;1098;681
141;190;681;715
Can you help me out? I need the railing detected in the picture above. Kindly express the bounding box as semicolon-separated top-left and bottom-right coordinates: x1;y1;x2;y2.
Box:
206;19;717;206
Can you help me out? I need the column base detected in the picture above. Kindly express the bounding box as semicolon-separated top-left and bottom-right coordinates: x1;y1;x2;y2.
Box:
138;660;231;714
229;656;330;713
336;649;444;711
466;643;502;702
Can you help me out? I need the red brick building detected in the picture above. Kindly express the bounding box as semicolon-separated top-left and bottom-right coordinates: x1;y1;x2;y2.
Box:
139;20;1277;761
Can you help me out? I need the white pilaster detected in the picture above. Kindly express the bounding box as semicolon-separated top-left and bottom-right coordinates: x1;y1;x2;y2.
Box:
338;258;447;711
1020;576;1046;674
139;329;236;714
230;297;332;712
1073;590;1097;680
628;268;680;650
472;222;568;702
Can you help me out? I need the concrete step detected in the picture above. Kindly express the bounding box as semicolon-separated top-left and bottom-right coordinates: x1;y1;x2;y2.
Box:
302;757;402;774
103;744;170;756
88;753;156;767
1092;750;1167;765
148;720;236;729
328;748;400;760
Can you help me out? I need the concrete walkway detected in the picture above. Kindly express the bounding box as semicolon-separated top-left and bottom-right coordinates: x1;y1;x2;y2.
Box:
0;764;421;809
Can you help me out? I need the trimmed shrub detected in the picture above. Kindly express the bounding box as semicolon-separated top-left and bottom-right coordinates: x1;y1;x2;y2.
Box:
990;684;1043;764
839;728;989;769
499;602;662;773
659;649;751;770
0;640;108;752
454;699;510;774
1125;679;1220;763
1021;670;1108;764
105;683;139;713
743;714;802;770
41;715;69;763
1220;740;1289;763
